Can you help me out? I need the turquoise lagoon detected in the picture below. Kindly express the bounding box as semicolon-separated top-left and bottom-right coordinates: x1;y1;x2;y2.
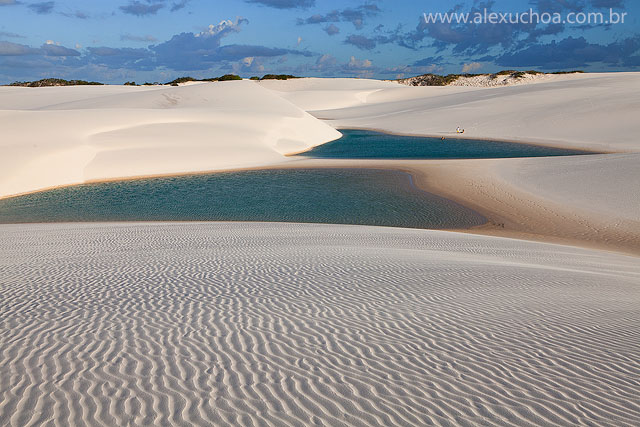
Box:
0;130;596;227
300;129;594;159
0;169;486;229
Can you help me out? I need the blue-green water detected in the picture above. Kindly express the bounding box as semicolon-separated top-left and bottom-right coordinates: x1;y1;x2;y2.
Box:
0;131;596;226
300;129;595;159
0;169;486;228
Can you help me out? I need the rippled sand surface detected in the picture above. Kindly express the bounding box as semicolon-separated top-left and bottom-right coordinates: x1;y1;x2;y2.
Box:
1;222;639;426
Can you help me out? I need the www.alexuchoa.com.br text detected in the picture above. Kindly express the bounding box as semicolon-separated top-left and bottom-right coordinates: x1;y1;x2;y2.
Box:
423;8;628;25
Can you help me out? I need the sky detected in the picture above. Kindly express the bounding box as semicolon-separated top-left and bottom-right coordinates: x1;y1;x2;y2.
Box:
0;0;638;84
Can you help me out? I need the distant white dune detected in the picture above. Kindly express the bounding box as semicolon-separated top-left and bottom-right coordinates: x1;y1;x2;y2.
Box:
0;222;639;426
273;73;640;153
397;71;581;87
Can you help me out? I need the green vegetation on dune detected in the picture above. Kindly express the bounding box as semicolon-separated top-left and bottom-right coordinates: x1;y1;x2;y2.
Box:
259;74;299;80
399;70;584;86
164;73;298;85
398;73;476;86
166;76;198;85
550;70;585;74
165;74;242;85
4;74;302;87
123;81;160;86
217;74;243;81
7;78;104;87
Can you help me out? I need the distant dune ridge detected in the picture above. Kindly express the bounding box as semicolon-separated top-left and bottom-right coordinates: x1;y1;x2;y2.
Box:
264;73;640;153
0;222;639;426
395;70;584;87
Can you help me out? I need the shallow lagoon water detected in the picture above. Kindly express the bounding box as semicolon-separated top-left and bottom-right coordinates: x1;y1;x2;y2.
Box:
0;169;486;229
0;131;596;226
300;129;595;159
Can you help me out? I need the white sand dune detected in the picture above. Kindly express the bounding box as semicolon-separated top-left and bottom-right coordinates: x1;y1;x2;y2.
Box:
259;77;401;111
496;154;640;223
390;154;640;254
0;222;639;426
286;73;640;153
0;81;340;198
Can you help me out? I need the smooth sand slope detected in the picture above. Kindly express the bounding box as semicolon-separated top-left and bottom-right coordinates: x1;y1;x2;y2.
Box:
426;156;640;255
0;81;340;198
496;153;640;222
1;222;639;426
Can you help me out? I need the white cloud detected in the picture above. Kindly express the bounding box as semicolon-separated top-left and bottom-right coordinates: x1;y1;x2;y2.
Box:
462;62;483;73
296;54;375;77
232;56;265;74
347;56;372;69
317;54;336;67
196;18;247;38
344;56;374;78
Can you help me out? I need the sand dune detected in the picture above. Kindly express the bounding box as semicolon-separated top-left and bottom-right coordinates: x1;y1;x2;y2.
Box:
496;154;640;223
0;81;340;198
293;73;640;153
259;77;401;111
0;222;639;426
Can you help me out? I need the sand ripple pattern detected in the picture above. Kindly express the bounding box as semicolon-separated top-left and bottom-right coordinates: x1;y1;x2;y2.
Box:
0;222;639;426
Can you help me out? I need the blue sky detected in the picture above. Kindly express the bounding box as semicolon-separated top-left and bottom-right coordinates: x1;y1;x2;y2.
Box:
0;0;638;83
